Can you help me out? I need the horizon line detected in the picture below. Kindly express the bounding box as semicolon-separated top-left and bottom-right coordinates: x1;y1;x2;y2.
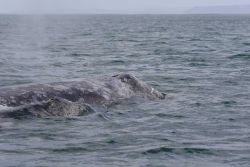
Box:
0;13;250;15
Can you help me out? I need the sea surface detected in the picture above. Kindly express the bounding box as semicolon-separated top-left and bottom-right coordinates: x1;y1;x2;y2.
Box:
0;15;250;167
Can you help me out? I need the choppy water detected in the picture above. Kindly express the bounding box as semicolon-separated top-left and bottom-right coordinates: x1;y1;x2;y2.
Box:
0;15;250;167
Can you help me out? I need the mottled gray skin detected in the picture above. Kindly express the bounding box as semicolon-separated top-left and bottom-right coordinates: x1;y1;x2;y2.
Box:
0;74;165;118
0;98;94;118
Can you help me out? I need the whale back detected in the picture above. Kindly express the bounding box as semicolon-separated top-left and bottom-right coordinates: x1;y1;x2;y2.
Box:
0;74;165;118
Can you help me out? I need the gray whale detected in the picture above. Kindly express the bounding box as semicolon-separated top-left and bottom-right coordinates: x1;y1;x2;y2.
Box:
0;74;165;118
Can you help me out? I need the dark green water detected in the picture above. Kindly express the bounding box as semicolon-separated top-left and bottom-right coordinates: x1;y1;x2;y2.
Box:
0;15;250;167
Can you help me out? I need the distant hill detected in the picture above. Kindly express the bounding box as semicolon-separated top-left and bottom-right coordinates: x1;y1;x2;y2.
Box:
187;5;250;14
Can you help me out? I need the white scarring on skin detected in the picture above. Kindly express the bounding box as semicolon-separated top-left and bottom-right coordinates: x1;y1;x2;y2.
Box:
0;105;13;111
151;87;154;94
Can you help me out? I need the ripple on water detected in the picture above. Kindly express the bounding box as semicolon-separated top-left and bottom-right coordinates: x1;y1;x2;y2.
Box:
106;139;117;144
154;113;186;119
109;60;126;65
188;62;209;67
70;53;92;57
143;147;215;156
51;147;88;154
223;80;239;86
228;53;250;60
242;42;250;46
221;100;237;107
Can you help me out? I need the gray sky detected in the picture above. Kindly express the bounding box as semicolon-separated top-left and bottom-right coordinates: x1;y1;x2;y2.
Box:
0;0;250;14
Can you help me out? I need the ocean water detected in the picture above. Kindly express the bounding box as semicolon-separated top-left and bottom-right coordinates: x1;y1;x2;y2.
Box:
0;15;250;167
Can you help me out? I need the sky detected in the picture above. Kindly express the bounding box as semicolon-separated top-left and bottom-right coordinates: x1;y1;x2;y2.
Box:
0;0;250;14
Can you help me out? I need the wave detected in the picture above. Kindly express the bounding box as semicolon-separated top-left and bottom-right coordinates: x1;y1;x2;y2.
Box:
229;53;250;60
143;147;214;155
51;147;88;153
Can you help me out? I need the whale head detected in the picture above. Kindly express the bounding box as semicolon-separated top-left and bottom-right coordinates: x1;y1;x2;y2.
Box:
113;74;166;100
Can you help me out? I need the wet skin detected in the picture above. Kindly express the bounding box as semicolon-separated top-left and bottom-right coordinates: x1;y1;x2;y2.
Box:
0;74;165;118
